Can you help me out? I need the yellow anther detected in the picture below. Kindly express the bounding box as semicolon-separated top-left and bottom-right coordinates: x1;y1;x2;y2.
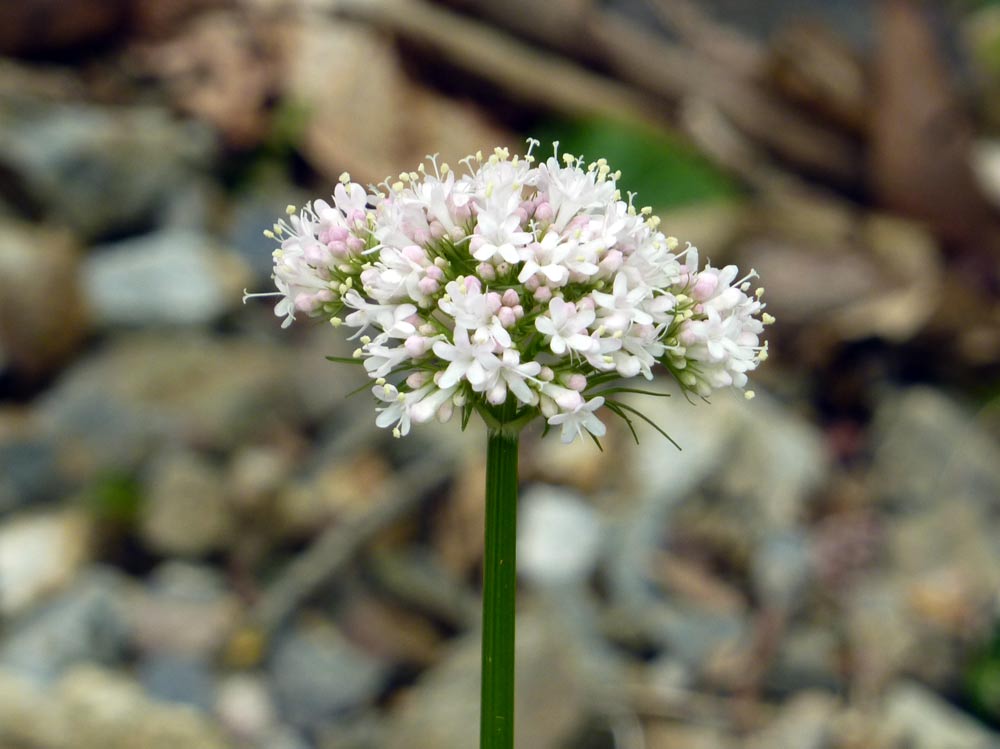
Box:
339;172;351;184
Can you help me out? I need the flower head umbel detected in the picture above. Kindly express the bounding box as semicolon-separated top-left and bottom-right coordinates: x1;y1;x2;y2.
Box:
248;142;772;444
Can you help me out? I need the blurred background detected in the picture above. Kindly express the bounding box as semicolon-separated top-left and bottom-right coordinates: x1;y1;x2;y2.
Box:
1;0;1000;747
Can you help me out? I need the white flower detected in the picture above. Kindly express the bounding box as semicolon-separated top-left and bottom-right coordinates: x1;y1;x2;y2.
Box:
432;326;502;390
591;273;653;333
486;349;542;405
535;298;595;355
437;278;511;349
547;396;607;443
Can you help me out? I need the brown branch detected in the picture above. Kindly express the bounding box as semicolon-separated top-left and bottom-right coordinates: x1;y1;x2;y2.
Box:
332;0;669;127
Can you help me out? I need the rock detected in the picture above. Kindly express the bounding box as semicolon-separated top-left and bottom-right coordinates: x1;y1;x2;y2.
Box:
137;653;216;711
215;673;278;742
82;229;251;326
0;221;87;377
280;17;513;186
0;431;63;513
646;723;738;749
0;100;215;239
130;562;239;658
36;334;301;472
132;10;280;149
872;387;1000;512
751;529;813;610
606;390;825;662
58;665;228;749
276;450;392;538
139;450;235;557
745;691;840;749
337;594;443;667
270;618;389;731
765;625;843;694
0;668;74;748
521;427;618;493
0;510;91;616
0;568;131;683
384;610;587;749
226;185;310;282
517;484;603;587
884;681;1000;749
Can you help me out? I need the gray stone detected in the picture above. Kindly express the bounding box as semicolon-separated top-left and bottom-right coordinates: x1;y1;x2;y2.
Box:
384;610;587;749
130;561;239;658
872;387;1000;512
0;569;131;683
766;626;843;694
606;390;824;662
751;529;813;610
270;620;389;730
745;691;840;749
884;681;1000;749
137;654;216;711
36;334;302;471
83;229;251;326
517;484;603;587
58;666;228;749
139;451;235;557
0;220;88;377
0;510;91;617
215;673;278;742
0;100;216;239
0;435;63;513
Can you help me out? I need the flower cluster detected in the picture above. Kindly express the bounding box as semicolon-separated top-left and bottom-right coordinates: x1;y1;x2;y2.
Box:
250;141;771;443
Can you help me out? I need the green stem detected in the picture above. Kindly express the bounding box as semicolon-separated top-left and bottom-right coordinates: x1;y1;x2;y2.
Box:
481;399;519;749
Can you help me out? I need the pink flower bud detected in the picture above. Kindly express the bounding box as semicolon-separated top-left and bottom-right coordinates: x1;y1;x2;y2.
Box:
407;371;429;388
328;240;348;258
476;262;496;281
464;276;482;293
534;201;553;222
512;305;524;319
402;245;426;263
497;307;516;328
691;273;719;302
404;335;429;357
425;265;444;281
501;289;519;307
599;250;623;273
534;286;552;303
346;236;365;253
486;292;502;314
417;277;440;296
429;220;447;239
566;374;587;391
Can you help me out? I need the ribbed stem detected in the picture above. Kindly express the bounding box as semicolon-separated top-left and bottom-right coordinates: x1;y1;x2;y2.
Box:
481;401;519;749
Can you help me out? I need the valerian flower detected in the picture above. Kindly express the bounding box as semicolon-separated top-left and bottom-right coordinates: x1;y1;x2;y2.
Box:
246;141;772;444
